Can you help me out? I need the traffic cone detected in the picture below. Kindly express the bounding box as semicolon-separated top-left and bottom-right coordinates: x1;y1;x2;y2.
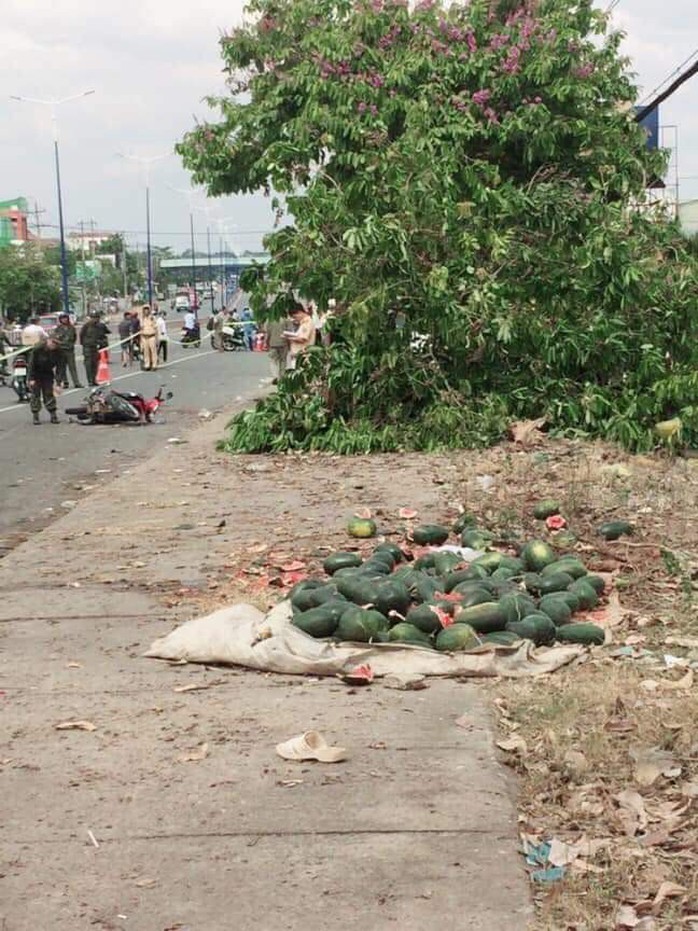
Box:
96;348;111;385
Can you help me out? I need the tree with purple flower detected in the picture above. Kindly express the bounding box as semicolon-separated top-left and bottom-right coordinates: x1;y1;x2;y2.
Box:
181;0;698;455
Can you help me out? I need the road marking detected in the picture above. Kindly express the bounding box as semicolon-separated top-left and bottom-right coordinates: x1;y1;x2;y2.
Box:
0;347;220;415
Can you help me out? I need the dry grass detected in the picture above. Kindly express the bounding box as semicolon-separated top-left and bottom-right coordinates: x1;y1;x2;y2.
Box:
451;439;698;930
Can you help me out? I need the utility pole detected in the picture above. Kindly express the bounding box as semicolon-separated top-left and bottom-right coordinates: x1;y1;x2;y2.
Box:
32;201;47;240
121;234;128;303
169;186;200;317
79;219;87;317
10;90;96;316
119;153;169;311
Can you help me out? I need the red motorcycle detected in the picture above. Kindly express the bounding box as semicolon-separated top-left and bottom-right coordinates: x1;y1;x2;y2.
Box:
66;385;172;424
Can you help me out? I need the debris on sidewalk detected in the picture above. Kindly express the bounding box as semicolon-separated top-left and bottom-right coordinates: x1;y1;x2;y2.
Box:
177;743;209;763
55;720;97;732
275;731;348;763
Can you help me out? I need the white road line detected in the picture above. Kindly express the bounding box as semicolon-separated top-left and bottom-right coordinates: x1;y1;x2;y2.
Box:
0;347;219;416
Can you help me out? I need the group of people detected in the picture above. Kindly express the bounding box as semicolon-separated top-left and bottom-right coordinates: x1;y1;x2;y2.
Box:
0;296;332;425
266;303;318;382
117;306;168;370
0;305;169;424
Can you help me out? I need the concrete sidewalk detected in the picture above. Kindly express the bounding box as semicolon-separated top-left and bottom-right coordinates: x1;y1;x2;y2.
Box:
0;409;532;930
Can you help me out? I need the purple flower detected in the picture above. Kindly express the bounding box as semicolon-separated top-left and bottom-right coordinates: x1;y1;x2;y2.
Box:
489;34;509;51
357;101;367;113
370;104;378;115
483;107;499;124
472;89;491;106
466;31;477;53
574;63;594;78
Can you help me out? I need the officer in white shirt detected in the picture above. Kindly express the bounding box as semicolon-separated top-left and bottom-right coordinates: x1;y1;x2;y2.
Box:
156;311;169;363
21;317;48;347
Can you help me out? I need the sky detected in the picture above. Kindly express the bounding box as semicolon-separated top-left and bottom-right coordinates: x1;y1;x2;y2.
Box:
1;0;696;253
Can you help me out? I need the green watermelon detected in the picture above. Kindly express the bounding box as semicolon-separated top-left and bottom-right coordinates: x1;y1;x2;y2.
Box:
556;623;605;645
347;517;377;538
406;603;448;634
387;623;433;647
412;524;450;546
435;624;480;652
323;552;363;575
520;540;557;572
293;604;344;638
336;606;389;642
499;592;538;625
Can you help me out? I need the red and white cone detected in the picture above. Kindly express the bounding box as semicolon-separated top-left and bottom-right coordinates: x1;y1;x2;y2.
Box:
96;348;111;384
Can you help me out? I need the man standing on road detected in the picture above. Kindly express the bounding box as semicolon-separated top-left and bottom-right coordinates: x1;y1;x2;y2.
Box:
53;313;83;388
80;311;110;386
0;318;10;382
240;306;255;351
27;335;61;425
284;304;315;370
21;317;47;348
211;307;227;351
118;311;133;367
156;310;169;364
130;311;142;363
266;317;290;382
140;305;159;371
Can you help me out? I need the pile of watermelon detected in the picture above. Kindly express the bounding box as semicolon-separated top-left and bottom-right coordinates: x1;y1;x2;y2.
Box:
290;518;607;652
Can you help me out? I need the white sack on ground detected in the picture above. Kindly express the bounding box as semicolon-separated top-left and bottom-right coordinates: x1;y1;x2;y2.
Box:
145;600;584;678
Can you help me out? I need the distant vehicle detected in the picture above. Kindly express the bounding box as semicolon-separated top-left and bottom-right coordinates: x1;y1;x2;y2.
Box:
38;313;61;333
173;294;190;312
172;287;199;311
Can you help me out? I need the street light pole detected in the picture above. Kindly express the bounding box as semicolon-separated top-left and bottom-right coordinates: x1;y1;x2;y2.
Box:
170;186;202;317
215;217;237;309
10;90;95;317
119;153;168;310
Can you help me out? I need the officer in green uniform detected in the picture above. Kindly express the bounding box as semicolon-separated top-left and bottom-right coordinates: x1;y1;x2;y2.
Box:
53;313;83;388
79;311;110;386
28;336;61;425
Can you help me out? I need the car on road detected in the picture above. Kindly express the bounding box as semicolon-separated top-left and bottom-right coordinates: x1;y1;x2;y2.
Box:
38;313;61;334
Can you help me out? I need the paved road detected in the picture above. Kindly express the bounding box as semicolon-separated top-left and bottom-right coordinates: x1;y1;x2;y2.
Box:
0;337;269;554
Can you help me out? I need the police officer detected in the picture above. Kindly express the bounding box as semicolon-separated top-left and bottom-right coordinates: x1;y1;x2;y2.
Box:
28;335;61;425
53;312;83;388
79;311;110;386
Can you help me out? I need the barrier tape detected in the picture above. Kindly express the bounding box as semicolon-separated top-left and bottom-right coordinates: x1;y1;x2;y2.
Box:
0;315;266;367
0;329;200;367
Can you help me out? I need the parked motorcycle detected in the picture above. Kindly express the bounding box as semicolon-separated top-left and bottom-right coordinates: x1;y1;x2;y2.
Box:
212;322;247;352
11;355;29;402
66;385;172;425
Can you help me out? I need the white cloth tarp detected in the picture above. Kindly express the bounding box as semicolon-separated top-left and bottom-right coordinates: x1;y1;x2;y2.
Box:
145;600;585;679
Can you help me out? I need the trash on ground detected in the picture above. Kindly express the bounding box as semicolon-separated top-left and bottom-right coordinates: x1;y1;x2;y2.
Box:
275;731;348;763
55;720;97;732
177;743;209;763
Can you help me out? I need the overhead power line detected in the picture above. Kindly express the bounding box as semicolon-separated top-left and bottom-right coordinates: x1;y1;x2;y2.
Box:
638;48;698;107
635;57;698;122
